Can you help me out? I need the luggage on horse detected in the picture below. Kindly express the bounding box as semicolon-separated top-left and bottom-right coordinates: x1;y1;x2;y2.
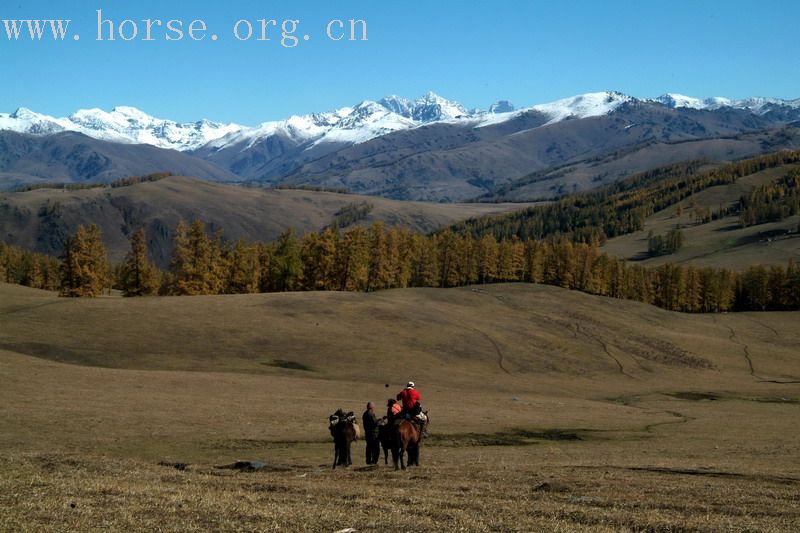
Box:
329;409;361;469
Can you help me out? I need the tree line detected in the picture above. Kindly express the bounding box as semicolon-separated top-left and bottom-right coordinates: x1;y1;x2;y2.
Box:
451;151;800;242
13;172;174;193
4;220;797;313
738;168;800;228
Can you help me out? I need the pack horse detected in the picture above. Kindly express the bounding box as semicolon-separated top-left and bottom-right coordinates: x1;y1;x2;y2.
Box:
329;410;363;469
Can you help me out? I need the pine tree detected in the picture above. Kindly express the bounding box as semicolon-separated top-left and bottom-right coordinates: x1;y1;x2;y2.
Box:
477;234;499;284
683;266;702;312
26;256;45;289
409;233;438;287
366;222;391;291
167;220;223;295
740;266;770;311
271;229;304;291
226;240;260;294
120;229;160;296
60;224;110;297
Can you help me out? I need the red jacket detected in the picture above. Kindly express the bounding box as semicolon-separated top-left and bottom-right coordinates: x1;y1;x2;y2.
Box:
398;387;421;410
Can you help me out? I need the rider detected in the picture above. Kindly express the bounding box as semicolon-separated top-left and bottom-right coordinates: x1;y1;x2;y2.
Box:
387;398;402;421
397;381;422;418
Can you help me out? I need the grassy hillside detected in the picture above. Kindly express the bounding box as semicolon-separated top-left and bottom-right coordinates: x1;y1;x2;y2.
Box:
1;282;799;530
482;128;800;201
0;176;534;266
603;164;800;268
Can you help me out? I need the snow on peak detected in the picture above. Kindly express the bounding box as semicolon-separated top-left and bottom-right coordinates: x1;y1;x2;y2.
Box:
0;92;640;152
4;90;799;154
489;100;515;114
654;93;800;114
0;107;70;136
377;92;470;122
0;106;240;150
529;91;636;125
655;93;707;109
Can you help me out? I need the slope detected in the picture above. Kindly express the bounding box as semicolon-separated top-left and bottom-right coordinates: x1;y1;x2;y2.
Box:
0;176;535;266
602;164;800;268
0;131;238;191
483;127;800;201
254;103;781;201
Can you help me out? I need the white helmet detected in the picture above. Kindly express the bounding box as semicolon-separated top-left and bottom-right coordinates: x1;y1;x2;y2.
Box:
407;381;415;388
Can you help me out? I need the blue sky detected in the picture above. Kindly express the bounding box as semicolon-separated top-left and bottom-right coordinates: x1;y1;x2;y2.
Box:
2;0;799;124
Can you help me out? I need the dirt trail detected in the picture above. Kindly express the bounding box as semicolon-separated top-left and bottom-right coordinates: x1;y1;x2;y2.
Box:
747;317;781;339
643;410;693;433
726;324;757;376
714;315;800;384
575;323;634;379
470;288;645;378
469;326;511;375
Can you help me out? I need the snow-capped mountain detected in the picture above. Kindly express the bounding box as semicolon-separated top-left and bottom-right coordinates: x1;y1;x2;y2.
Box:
655;93;800;114
0;106;240;151
4;89;799;201
0;107;73;136
206;100;418;151
529;91;635;125
2;91;800;156
488;100;515;114
379;91;471;122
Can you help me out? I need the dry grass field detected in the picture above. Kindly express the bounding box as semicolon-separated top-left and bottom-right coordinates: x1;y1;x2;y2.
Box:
1;282;799;531
602;165;800;269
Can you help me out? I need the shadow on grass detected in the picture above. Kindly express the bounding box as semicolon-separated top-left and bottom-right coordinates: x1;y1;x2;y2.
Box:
261;359;315;372
427;429;583;448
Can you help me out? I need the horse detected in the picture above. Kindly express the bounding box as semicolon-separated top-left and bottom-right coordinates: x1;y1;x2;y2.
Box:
329;411;363;469
377;417;393;465
392;411;429;470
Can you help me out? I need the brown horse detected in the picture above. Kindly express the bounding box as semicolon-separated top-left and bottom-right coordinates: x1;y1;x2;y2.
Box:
392;412;429;470
329;412;363;469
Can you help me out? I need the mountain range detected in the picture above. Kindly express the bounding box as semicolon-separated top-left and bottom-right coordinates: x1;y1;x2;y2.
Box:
2;91;800;200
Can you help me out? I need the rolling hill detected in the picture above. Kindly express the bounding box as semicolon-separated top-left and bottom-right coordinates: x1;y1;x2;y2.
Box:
602;164;800;269
0;176;535;266
481;127;800;201
0;131;237;191
2;282;798;400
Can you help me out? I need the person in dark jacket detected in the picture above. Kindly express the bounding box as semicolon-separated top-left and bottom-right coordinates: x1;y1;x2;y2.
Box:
362;401;380;465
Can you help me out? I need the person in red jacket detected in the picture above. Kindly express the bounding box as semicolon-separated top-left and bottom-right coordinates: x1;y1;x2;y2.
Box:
397;381;421;417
